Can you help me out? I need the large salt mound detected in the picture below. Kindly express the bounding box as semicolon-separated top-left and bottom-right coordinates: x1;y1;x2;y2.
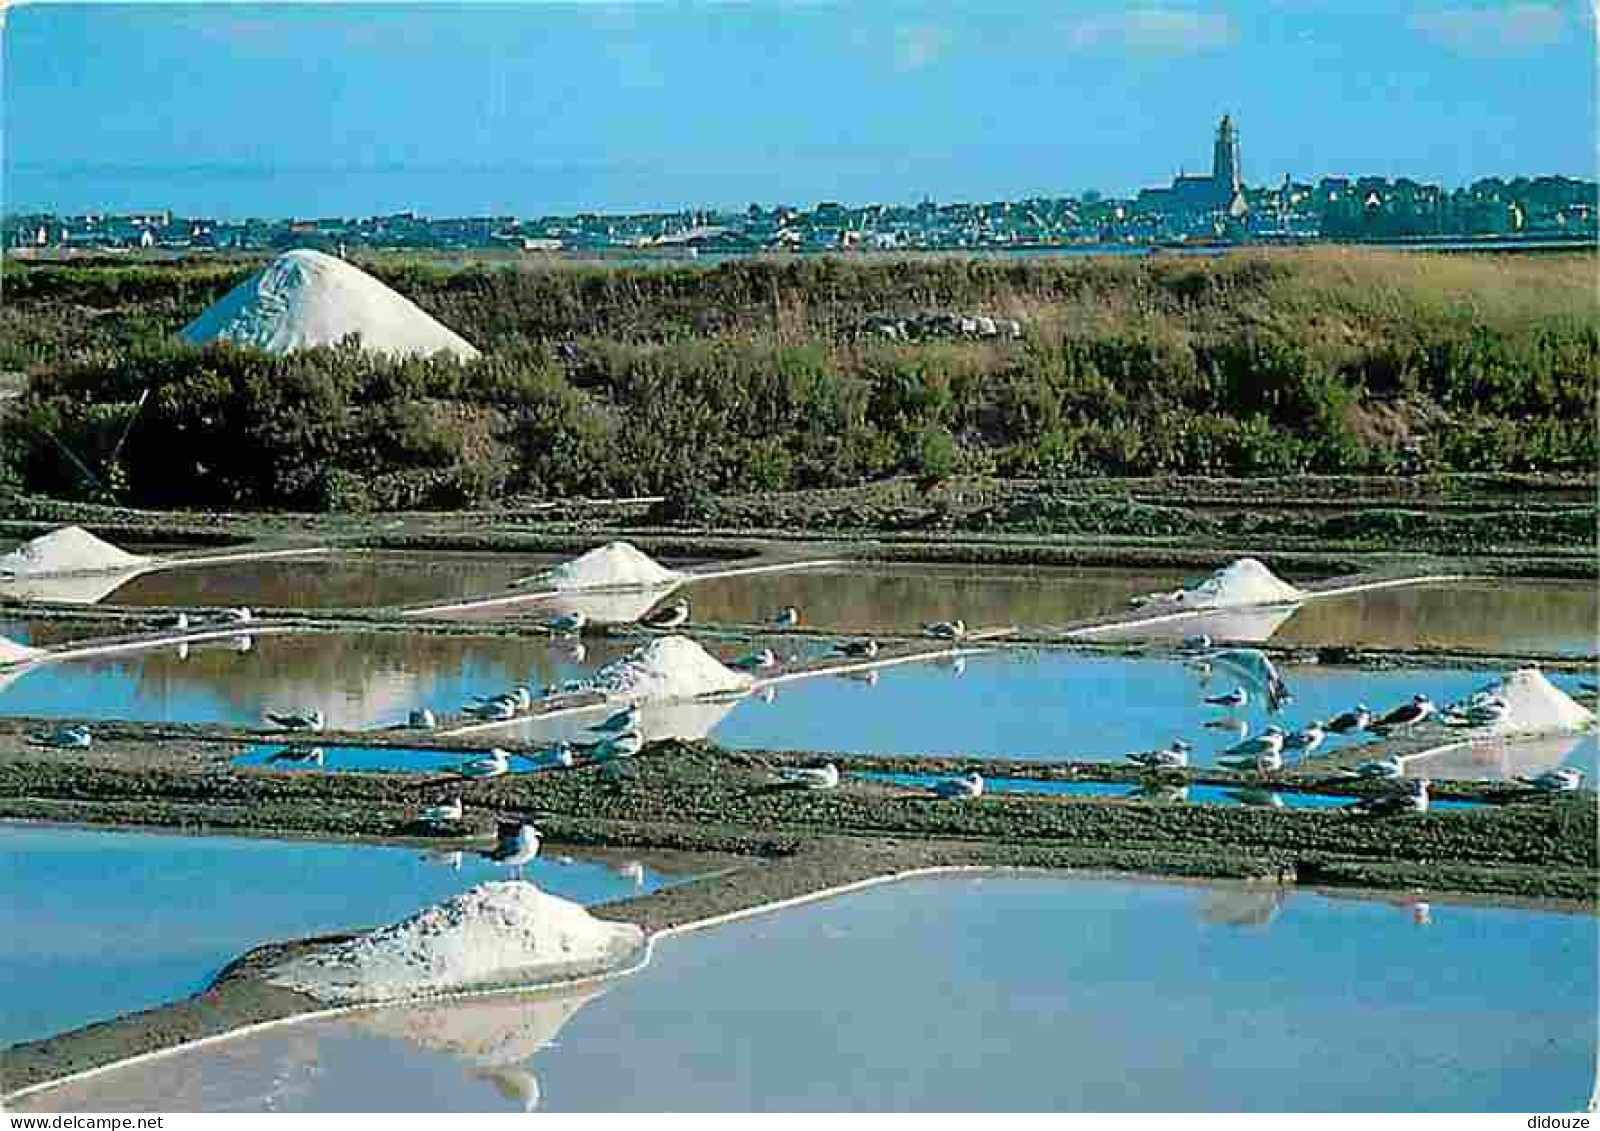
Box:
0;525;149;578
0;634;40;666
268;881;642;1005
521;541;682;592
592;635;753;702
1451;668;1595;737
181;249;479;360
1170;558;1305;609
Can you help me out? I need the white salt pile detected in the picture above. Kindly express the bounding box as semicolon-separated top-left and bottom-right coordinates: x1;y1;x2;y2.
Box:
591;635;753;702
519;541;682;592
0;525;149;578
268;881;642;1005
1449;668;1595;737
181;249;480;361
1137;558;1305;610
0;634;40;666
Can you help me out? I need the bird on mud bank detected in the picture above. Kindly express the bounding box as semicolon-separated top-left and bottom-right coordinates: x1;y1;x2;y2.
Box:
1205;687;1249;710
1127;740;1191;770
1348;778;1430;817
267;709;325;732
590;705;641;734
1217;727;1286;772
771;606;802;628
923;619;967;641
639;599;690;630
1283;721;1327;755
418;794;464;827
833;638;880;659
777;762;841;790
730;647;779;673
457;748;520;780
478;820;541;877
31;724;93;749
546;612;586;636
1370;694;1435;732
1326;705;1373;735
930;772;984;800
1517;767;1585;794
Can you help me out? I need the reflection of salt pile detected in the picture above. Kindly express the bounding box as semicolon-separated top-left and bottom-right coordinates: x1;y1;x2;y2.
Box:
0;634;41;666
1170;558;1305;608
592;635;752;702
1447;668;1595;737
0;525;149;578
268;881;642;1005
181;249;479;360
1094;604;1300;646
522;541;682;592
540;585;681;627
1407;734;1593;783
0;567;148;605
353;982;605;1067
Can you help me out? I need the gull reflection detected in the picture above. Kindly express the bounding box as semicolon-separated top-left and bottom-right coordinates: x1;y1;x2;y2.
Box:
1199;887;1290;929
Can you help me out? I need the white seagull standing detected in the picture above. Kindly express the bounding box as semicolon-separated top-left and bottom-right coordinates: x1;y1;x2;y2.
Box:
408;707;438;731
225;606;254;624
931;772;984;800
1327;705;1373;734
923;619;967;640
1217;727;1286;772
1517;767;1585;794
1128;740;1192;769
1283;721;1326;756
1350;778;1430;816
458;748;515;780
478;821;541;877
419;794;464;827
1204;687;1249;710
267;709;325;732
778;762;841;790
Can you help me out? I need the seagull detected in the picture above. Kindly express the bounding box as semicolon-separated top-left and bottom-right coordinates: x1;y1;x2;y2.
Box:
1326;705;1373;734
268;745;324;766
730;647;779;673
1516;767;1585;794
32;724;92;749
1449;696;1511;727
577;730;644;761
842;669;880;686
1127;739;1192;769
771;606;802;628
590;705;641;733
225;606;254;624
463;698;517;722
931;772;984;800
616;860;646;886
1205;687;1249;709
1349;778;1430;817
1217;727;1286;772
171;612;190;631
408;707;437;731
1372;694;1435;731
267;709;325;732
478;820;541;877
546;742;576;769
546;611;586;636
561;639;588;663
640;599;690;630
418;794;464;826
1283;721;1326;755
458;748;514;780
778;762;841;790
1177;634;1213;655
834;639;880;658
923;619;966;640
1349;756;1404;780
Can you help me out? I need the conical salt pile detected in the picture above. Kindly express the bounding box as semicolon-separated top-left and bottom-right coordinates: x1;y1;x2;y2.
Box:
592;635;752;701
0;634;40;666
1172;558;1305;609
0;525;149;578
181;249;479;360
1451;668;1595;737
521;541;682;592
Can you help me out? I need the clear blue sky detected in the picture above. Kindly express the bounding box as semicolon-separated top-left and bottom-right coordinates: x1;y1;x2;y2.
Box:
3;1;1594;219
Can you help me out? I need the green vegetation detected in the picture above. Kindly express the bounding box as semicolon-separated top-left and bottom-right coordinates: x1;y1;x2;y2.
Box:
1;250;1594;510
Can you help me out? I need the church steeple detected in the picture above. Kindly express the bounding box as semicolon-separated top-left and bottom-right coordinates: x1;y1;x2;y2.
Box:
1213;114;1242;200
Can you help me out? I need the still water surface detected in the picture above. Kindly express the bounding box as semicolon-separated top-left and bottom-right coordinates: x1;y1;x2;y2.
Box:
17;874;1594;1112
0;824;669;1049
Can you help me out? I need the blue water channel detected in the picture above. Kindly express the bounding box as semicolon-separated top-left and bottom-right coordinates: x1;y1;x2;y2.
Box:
0;823;671;1049
18;874;1595;1112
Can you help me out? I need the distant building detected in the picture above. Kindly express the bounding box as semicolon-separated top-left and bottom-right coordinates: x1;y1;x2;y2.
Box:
1135;115;1250;221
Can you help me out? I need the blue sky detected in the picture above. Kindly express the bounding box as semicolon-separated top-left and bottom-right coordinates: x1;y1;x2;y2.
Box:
3;2;1594;218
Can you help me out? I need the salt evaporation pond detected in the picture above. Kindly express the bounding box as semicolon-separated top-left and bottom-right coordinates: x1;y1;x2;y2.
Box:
0;823;671;1049
18;874;1593;1112
504;651;1588;772
0;630;641;730
2;551;572;610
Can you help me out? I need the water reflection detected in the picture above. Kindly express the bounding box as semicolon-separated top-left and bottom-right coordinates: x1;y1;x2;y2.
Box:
21;875;1594;1112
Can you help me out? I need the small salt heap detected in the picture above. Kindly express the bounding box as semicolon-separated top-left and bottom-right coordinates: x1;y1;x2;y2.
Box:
592;635;752;702
268;881;643;1004
0;525;149;578
1137;557;1305;610
518;541;682;592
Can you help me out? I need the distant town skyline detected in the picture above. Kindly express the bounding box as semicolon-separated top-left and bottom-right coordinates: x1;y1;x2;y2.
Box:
4;2;1595;219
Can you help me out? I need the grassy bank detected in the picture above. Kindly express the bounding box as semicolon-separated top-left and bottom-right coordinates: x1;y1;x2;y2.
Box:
1;249;1594;510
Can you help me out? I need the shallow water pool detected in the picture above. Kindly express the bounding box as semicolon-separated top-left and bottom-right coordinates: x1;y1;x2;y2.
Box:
18;874;1593;1112
0;823;671;1049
